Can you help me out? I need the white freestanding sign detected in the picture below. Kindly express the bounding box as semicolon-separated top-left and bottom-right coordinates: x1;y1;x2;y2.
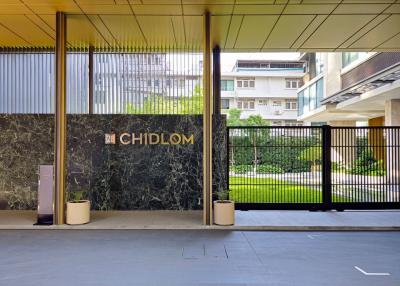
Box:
37;165;53;225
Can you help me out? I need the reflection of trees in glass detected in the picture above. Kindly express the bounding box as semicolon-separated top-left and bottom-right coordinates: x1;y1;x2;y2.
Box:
126;84;203;114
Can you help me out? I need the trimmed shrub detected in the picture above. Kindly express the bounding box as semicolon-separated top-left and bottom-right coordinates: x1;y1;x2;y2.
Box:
230;165;252;174
256;165;284;174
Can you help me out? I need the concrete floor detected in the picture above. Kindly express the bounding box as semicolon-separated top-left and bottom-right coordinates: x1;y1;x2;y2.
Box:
1;210;400;230
0;230;399;286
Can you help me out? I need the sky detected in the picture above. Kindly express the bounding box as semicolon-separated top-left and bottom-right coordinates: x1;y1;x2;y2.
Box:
221;52;300;72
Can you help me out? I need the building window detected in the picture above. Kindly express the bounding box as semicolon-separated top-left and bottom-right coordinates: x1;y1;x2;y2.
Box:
342;52;369;68
258;99;268;105
315;53;324;75
179;79;185;88
221;80;234;91
272;121;282;126
272;100;282;107
154;80;159;87
297;78;324;116
237;99;255;110
285;99;297;110
285;78;301;89
237;77;255;89
285;120;303;126
147;80;152;87
221;99;230;109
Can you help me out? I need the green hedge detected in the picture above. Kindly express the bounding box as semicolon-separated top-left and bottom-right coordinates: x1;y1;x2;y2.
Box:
230;136;318;173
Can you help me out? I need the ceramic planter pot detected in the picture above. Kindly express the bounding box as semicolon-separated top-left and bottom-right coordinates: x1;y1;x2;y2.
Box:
213;200;235;225
66;200;90;225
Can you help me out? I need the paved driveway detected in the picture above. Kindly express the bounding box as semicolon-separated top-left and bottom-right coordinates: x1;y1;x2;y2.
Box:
0;230;399;286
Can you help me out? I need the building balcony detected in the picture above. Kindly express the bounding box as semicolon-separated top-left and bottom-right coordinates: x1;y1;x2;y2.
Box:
321;52;400;105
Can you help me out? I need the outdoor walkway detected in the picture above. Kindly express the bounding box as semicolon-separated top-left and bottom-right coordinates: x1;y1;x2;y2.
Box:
1;230;399;286
1;210;400;230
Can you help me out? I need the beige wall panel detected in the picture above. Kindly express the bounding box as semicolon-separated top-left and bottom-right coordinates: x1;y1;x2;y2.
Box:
183;0;233;3
333;3;389;14
99;15;145;47
301;15;375;49
141;0;181;3
233;5;285;15
0;24;29;46
290;14;327;49
235;15;278;49
170;16;186;46
25;14;56;39
384;4;400;13
378;33;400;49
0;15;53;46
23;0;81;14
79;4;132;14
224;15;243;49
137;16;176;46
183;16;203;47
183;4;234;15
0;4;30;14
211;15;230;48
262;15;315;49
338;14;390;48
284;4;336;14
350;15;400;49
132;4;181;15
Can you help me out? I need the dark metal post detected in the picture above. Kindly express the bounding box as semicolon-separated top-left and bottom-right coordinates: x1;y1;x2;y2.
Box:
88;46;94;114
212;46;221;115
322;125;332;210
54;12;67;224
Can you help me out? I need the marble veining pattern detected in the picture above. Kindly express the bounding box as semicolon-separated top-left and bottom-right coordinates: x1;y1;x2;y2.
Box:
0;114;227;210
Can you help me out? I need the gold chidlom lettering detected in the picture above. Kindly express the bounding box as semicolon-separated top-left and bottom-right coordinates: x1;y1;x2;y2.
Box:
148;133;160;145
131;133;143;145
182;134;194;145
169;133;182;145
120;133;131;145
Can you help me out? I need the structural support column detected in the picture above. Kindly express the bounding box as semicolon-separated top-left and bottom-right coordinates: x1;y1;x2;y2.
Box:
212;46;221;115
203;12;213;225
88;46;94;114
54;12;67;225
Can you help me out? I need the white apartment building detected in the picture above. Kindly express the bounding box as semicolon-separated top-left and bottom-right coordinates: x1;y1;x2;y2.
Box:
297;52;400;127
221;60;305;126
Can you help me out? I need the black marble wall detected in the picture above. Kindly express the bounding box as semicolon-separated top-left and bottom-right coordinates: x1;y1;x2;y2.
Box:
0;114;227;210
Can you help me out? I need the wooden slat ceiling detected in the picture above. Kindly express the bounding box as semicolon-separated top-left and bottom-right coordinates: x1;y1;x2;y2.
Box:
0;0;400;51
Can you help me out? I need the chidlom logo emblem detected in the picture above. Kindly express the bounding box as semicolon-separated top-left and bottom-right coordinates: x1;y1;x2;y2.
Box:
104;133;116;145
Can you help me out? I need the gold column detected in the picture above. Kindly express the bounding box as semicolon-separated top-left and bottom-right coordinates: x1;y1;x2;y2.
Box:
203;12;213;225
54;12;67;225
368;116;386;165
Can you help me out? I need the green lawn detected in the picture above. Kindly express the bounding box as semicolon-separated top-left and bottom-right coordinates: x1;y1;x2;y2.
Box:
229;176;343;203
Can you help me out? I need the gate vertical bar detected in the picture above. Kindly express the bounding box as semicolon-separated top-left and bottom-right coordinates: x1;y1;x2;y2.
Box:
54;12;67;224
322;125;332;210
203;11;213;225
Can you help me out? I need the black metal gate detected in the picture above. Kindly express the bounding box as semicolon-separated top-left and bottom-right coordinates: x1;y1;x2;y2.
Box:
227;126;400;210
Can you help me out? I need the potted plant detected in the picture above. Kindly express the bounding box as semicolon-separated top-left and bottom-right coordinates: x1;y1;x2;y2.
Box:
213;190;235;226
66;190;90;225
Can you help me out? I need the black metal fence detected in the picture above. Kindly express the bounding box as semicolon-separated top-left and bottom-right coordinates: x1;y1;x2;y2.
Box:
227;126;400;210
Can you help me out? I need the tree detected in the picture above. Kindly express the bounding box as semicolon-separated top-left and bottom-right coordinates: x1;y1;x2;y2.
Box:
227;110;270;172
126;84;203;114
226;108;243;127
298;146;321;176
243;115;270;172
